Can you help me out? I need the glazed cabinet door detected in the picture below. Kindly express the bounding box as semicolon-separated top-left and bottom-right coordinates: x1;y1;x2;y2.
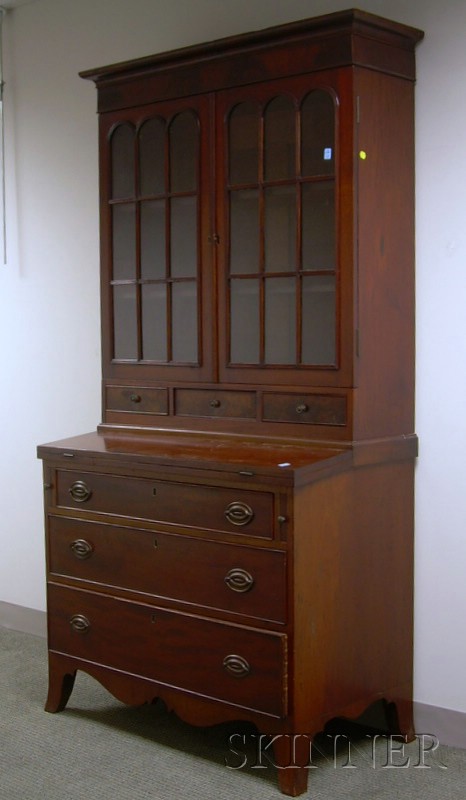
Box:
100;94;215;383
216;71;355;388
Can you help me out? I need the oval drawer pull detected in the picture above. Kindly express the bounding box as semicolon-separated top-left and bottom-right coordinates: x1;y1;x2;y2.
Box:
69;614;90;634
70;539;94;560
130;393;142;403
209;399;221;408
224;567;254;593
224;501;254;527
223;654;250;678
69;480;92;503
296;403;309;415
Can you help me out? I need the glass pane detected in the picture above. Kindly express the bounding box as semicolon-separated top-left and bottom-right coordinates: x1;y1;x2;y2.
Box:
230;190;259;274
111;124;135;199
139;118;165;196
172;282;198;362
265;186;296;273
142;284;167;361
301;90;335;177
113;285;137;360
112;204;136;280
170;196;197;278
141;200;165;280
169;112;198;193
230;279;260;364
302;182;335;271
264;95;295;181
302;276;336;364
265;277;296;364
229;102;259;185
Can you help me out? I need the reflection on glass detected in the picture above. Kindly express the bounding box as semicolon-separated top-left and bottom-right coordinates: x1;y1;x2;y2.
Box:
230;190;259;274
264;95;295;181
113;285;137;360
112;204;136;280
302;182;335;271
301;90;335;177
142;284;167;361
111;124;135;199
169;112;198;193
139;118;165;196
230;279;260;363
265;277;296;364
229;102;259;185
141;200;165;280
172;282;198;362
265;186;296;272
170;196;197;278
302;276;336;364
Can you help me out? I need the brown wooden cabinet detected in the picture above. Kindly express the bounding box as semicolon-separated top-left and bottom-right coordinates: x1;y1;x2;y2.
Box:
38;10;423;796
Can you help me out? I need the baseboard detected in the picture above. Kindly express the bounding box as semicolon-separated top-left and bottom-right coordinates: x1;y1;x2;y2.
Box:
414;702;466;750
0;601;47;638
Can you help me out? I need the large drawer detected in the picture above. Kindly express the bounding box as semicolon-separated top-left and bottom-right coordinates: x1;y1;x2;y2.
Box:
47;584;288;717
47;517;287;623
55;470;274;539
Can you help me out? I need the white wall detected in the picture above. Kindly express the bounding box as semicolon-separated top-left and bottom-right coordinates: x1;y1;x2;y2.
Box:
1;0;465;718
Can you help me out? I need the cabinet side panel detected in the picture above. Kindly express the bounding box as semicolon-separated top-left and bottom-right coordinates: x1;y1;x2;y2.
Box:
354;70;416;439
292;461;414;727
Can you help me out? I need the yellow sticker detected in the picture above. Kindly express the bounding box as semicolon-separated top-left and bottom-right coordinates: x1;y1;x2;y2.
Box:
359;150;367;160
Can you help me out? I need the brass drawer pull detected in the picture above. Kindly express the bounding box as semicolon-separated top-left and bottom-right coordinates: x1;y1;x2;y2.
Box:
224;501;254;527
69;480;92;503
223;654;250;678
70;539;94;560
224;567;254;593
209;399;221;408
130;393;142;403
69;614;90;634
296;403;309;415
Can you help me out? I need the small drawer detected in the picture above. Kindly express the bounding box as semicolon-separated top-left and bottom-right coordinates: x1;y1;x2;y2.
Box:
106;386;168;415
56;471;275;539
48;584;288;717
48;517;287;623
175;389;256;419
262;392;347;426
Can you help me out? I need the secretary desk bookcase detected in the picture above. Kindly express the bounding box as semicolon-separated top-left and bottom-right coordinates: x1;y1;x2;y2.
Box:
38;10;423;796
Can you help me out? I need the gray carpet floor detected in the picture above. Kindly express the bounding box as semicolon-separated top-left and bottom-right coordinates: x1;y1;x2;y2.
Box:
0;625;464;799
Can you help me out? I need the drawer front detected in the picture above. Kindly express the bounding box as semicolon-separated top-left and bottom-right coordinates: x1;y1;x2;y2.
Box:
106;386;168;415
175;389;256;419
262;392;347;426
48;584;287;717
55;471;274;539
48;517;287;623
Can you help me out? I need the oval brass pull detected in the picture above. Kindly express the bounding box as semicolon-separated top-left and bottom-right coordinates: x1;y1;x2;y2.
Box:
130;393;142;403
70;539;94;560
296;403;309;415
69;614;90;634
69;481;92;503
223;654;250;678
209;399;221;408
224;501;254;527
224;568;254;593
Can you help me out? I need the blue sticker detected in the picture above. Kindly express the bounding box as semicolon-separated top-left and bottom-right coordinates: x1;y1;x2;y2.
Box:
323;147;332;160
